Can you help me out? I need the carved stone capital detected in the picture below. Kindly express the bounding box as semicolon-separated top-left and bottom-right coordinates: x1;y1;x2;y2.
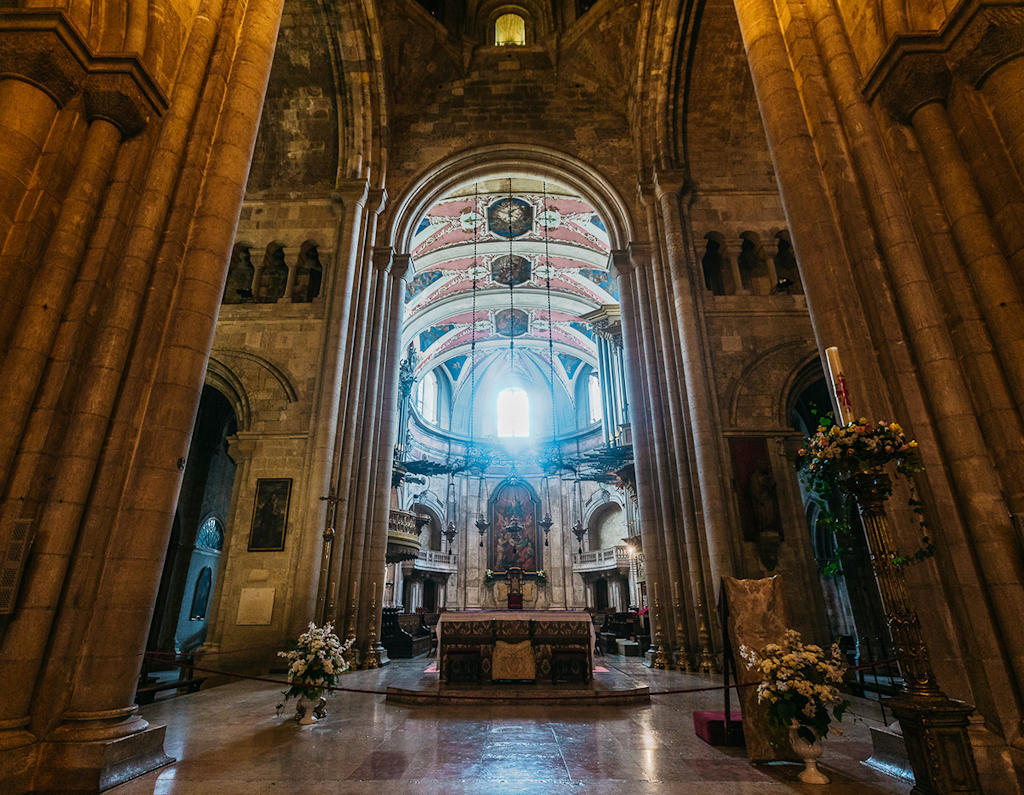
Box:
391;253;411;281
652;168;687;203
874;53;951;124
608;249;633;279
949;4;1024;87
83;73;151;137
372;245;394;273
0;24;84;104
627;242;654;272
332;178;371;212
0;11;166;130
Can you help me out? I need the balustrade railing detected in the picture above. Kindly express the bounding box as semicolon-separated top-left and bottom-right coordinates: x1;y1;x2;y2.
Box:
572;545;629;570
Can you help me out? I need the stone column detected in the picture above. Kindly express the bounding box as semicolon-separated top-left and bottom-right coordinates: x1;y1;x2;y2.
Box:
362;253;409;647
653;171;733;609
307;179;370;625
0;0;218;765
905;96;1024;418
617;245;675;657
329;190;387;632
23;3;284;786
612;250;663;628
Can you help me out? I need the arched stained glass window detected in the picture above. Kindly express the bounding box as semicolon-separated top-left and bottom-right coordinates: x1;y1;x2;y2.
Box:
588;372;602;424
495;13;526;46
416;370;438;424
196;517;223;550
497;387;529;437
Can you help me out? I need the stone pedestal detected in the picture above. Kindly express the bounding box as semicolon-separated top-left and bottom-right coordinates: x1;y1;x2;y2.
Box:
889;696;978;794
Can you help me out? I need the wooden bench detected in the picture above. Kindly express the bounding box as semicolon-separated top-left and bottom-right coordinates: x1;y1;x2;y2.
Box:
381;608;432;658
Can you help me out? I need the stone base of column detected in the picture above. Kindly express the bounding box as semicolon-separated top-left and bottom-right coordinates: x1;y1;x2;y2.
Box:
36;723;173;792
889;695;980;794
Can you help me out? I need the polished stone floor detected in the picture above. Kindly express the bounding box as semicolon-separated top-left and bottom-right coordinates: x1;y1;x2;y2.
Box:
113;658;911;794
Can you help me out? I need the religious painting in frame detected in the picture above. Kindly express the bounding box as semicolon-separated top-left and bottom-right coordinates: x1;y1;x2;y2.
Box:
248;478;292;551
488;478;541;574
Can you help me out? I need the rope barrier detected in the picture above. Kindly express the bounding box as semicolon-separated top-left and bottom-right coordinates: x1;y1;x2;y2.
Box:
141;651;897;703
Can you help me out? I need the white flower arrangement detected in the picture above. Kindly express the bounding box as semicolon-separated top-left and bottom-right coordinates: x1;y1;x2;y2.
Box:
740;629;849;743
278;622;354;701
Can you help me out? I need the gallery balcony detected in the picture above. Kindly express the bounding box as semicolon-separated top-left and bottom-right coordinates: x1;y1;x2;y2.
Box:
387;509;426;563
572;545;631;576
402;549;458;576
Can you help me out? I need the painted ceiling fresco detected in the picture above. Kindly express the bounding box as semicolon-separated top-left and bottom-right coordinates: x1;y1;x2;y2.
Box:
403;182;617;395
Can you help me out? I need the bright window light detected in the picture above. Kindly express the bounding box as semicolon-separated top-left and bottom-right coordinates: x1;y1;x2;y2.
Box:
495;13;526;46
416;370;438;424
497;387;529;437
588;372;602;424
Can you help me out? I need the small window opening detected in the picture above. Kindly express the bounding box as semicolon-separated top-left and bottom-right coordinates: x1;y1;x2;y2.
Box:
588;372;602;424
495;13;526;46
416;370;438;424
497;387;529;437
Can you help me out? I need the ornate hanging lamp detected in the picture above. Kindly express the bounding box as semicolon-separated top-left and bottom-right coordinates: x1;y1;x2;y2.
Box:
469;182;490;548
539;180;557;548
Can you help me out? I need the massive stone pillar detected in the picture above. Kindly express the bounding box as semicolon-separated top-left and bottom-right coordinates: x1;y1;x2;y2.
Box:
734;0;1024;784
0;1;284;789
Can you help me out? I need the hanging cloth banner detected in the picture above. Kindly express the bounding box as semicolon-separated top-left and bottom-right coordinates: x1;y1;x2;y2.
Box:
721;575;797;762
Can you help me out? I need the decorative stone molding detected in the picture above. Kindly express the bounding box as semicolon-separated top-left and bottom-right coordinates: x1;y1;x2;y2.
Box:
331;178;371;213
0;11;166;133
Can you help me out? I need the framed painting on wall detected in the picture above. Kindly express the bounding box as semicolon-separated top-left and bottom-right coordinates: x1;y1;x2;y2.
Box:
248;478;292;551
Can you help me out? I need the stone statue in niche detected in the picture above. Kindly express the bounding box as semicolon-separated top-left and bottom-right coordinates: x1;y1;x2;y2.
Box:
747;463;782;570
773;232;802;294
223;245;254;303
291;243;322;303
737;234;768;293
258;245;288;302
701;237;726;295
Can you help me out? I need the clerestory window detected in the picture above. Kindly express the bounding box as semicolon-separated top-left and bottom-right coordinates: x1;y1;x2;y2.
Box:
497;387;529;437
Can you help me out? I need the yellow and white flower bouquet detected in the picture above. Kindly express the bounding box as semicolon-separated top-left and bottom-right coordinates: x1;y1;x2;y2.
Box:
741;629;849;744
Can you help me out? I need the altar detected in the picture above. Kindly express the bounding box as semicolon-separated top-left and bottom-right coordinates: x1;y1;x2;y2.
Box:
436;611;595;684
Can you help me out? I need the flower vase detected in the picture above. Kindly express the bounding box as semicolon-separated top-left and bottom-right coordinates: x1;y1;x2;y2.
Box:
295;692;321;725
789;722;829;784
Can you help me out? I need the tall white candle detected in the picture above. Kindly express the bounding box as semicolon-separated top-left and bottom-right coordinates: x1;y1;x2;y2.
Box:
825;346;853;424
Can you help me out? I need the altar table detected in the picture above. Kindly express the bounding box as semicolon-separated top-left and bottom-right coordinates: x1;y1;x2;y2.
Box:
436;611;595;683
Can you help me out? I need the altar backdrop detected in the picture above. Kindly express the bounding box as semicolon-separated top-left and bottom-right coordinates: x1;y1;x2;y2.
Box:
488;479;540;573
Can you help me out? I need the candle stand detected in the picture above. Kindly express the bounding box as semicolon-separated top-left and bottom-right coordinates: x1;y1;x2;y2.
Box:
845;472;979;794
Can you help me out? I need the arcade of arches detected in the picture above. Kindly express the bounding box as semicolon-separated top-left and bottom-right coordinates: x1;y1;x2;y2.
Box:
1;0;1024;791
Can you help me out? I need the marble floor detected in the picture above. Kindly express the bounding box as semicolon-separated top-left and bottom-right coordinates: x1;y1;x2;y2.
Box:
113;658;911;794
